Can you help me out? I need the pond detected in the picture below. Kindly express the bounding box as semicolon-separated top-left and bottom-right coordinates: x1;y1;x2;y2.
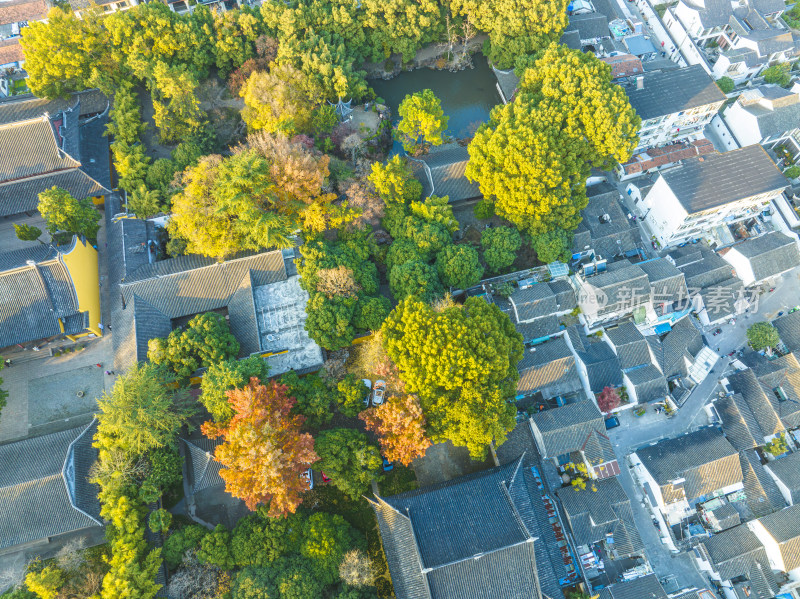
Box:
370;53;502;140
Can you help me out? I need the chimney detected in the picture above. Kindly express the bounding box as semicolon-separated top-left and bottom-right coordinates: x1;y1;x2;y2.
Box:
636;76;644;90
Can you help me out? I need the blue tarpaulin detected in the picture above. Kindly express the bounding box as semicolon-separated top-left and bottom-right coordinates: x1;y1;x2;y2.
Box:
654;323;672;334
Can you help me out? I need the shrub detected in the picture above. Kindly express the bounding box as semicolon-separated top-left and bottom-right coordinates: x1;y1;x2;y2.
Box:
716;76;734;94
163;525;208;568
473;198;494;220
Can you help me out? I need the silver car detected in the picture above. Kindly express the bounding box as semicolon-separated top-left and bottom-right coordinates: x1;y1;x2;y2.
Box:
373;380;386;406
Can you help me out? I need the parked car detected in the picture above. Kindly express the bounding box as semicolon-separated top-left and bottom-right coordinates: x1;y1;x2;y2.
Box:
382;458;394;472
373;380;386;406
362;379;372;407
301;468;314;490
604;416;621;430
321;471;331;484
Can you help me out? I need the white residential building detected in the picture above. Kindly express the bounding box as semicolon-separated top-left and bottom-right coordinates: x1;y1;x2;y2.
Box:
630;427;743;526
637;145;788;248
669;0;798;84
723;85;800;164
624;65;726;152
720;231;800;286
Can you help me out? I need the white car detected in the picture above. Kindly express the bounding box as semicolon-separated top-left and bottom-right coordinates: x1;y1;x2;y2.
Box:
373;380;386;406
301;468;314;490
362;379;372;407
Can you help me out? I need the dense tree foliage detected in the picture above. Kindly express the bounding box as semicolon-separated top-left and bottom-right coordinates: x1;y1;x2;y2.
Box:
169;134;337;260
99;495;163;599
360;394;431;466
747;322;780;351
313;429;382;499
382;297;523;458
202;380;318;516
200;357;271;424
435;244;483;290
280;370;334;429
336;374;369;418
38;187;100;243
596;386;620;414
481;226;521;273
467;44;640;238
396;89;448;152
298;229;386;350
449;0;570;68
530;229;572;264
148;312;240;382
94;363;193;458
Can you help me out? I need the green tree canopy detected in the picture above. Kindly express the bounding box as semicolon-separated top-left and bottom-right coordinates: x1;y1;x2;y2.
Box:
368;155;423;206
280;371;334;429
436;244;483;289
362;0;442;62
396;89;449;152
716;76;734;94
148;312;240;382
389;260;445;302
530;228;572;264
449;0;570;68
241;63;320;136
466;44;640;236
38;187;101;243
200;356;271;424
14;224;42;243
313;429;382;499
94;363;194;458
382;296;523;458
169;135;336;260
481;226;521;273
763;64;792;87
336;374;369;418
747;321;780;351
301;513;363;586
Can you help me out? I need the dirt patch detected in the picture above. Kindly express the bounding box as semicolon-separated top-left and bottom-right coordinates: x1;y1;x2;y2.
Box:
513;238;541;271
412;440;494;487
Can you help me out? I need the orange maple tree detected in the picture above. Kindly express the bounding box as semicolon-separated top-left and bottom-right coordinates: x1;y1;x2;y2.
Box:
360;394;431;466
202;378;318;517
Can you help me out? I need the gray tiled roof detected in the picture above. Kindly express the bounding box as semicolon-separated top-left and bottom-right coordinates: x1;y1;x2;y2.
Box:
766;451;800;503
0;422;101;551
639;258;688;303
559;476;643;558
733;232;800;282
701;524;777;598
0;115;80;183
510;284;558;322
517;337;582;399
681;0;735;29
625;65;725;121
755;504;800;570
0;168;108;218
741;450;785;518
531;400;606;458
560;29;582;49
700;277;745;321
658;145;787;214
0;90;108;125
717;394;763;450
410;144;481;203
710;502;741;530
601;574;668;599
605;320;645;347
626;364;669;403
576;341;624;392
371;459;553;599
727;369;785;438
679;250;733;289
774;310;800;352
636;427;742;503
654;316;705;379
565;12;610;41
0;245;88;348
183;437;225;493
515;315;561;343
118;250;287;360
756;355;800;429
584;262;651;316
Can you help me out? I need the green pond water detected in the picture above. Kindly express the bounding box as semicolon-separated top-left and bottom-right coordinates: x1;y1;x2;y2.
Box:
370;53;502;139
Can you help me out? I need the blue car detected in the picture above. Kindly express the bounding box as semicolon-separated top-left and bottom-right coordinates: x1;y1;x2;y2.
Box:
382;458;394;472
604;416;620;430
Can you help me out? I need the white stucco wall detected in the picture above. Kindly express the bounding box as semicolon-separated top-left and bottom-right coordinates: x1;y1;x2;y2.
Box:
642;176;689;246
721;247;756;286
723;102;763;147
